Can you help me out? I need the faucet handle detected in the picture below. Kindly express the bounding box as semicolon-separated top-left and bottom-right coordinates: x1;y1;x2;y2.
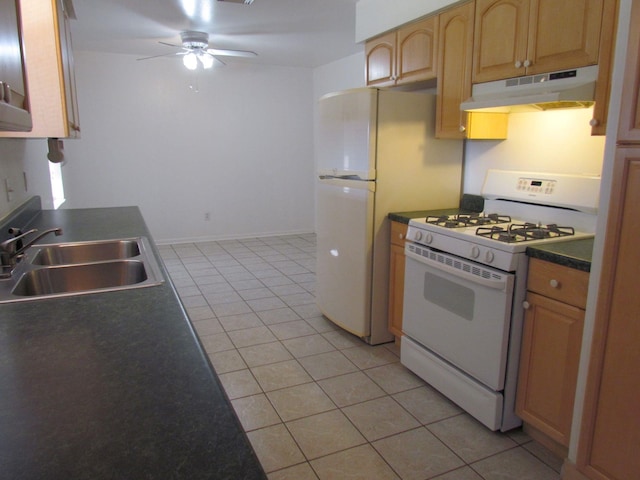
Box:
7;227;24;250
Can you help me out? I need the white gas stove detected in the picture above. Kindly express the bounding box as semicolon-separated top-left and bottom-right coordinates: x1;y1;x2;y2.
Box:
401;169;600;431
406;170;600;271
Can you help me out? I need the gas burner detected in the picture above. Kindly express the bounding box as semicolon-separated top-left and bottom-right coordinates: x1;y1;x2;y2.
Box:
476;223;576;243
425;213;512;228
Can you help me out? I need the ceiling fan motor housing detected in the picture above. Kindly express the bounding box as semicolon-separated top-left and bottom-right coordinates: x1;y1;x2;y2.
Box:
181;31;209;49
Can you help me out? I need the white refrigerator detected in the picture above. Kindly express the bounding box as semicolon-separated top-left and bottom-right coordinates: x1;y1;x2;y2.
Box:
316;88;464;345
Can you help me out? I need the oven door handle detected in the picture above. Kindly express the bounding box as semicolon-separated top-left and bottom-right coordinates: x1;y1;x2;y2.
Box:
405;249;509;291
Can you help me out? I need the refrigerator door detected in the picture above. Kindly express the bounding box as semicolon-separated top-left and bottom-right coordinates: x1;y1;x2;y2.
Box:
316;177;375;337
317;88;378;180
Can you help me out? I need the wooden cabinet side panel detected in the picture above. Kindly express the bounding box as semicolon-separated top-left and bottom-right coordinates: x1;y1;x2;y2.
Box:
472;0;529;83
578;150;640;479
388;221;408;337
396;16;439;84
516;292;584;446
527;0;603;74
436;1;474;139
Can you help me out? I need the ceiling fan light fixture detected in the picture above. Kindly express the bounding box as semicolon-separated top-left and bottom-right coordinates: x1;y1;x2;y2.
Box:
183;52;198;70
198;53;214;69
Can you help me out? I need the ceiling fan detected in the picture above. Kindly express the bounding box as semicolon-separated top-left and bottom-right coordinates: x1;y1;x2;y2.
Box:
137;31;257;70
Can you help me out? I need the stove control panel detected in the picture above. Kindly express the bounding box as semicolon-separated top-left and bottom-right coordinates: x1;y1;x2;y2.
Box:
517;177;556;195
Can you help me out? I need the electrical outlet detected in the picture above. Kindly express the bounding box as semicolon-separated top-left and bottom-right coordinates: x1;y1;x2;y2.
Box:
4;178;14;202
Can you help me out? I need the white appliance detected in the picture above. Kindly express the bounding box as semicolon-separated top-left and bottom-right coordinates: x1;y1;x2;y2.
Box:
460;65;598;113
316;88;463;345
401;169;600;431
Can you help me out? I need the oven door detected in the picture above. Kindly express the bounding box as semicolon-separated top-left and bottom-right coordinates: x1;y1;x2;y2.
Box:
402;243;515;390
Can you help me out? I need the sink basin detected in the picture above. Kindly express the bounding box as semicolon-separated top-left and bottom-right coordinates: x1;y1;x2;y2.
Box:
0;236;164;303
12;260;148;296
31;239;141;265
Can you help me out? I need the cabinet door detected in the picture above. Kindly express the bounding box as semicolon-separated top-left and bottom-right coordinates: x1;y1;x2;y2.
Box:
527;0;603;75
575;147;640;479
436;1;474;139
396;16;439;85
388;221;408;337
0;0;32;131
590;0;619;136
473;0;529;83
365;31;396;87
618;0;640;143
516;291;584;447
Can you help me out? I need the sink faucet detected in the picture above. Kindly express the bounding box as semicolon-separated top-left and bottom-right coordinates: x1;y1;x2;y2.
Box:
0;227;63;278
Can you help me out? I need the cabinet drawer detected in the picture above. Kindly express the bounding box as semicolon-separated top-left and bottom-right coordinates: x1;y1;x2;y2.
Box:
390;221;408;247
527;258;589;309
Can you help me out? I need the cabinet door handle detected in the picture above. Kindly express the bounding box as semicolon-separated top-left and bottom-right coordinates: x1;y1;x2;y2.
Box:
550;279;560;288
589;118;600;127
459;125;466;133
515;60;523;68
523;301;530;310
398;233;404;240
523;59;532;68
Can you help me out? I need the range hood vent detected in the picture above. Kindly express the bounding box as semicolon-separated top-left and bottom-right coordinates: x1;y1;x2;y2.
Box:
461;65;598;113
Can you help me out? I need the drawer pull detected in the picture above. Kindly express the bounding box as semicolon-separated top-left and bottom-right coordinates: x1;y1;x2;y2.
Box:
550;279;560;288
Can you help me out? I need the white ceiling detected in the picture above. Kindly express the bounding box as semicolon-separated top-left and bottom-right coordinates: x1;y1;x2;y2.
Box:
69;0;363;68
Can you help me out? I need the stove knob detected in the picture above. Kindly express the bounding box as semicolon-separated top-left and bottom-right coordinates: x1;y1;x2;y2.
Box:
425;233;433;244
414;231;423;242
471;246;480;259
485;251;495;263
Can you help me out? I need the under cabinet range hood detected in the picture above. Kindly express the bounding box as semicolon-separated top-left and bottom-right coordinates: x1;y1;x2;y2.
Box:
460;65;598;113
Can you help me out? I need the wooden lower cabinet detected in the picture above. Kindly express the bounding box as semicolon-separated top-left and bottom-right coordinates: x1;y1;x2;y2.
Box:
388;221;408;338
516;258;588;452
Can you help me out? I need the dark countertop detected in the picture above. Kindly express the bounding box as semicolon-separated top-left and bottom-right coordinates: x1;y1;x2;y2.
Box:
389;194;485;224
526;238;594;272
0;203;266;479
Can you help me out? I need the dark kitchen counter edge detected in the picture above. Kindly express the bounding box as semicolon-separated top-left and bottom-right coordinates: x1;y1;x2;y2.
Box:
0;197;266;479
526;238;594;272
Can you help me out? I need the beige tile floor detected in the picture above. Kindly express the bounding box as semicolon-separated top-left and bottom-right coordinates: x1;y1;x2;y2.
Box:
159;234;563;480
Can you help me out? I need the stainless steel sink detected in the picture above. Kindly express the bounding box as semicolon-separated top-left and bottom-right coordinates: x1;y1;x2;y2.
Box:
12;260;148;296
0;236;164;303
31;239;141;265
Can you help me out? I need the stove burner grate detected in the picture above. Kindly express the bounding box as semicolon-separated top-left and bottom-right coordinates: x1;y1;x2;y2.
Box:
476;223;576;243
425;213;512;228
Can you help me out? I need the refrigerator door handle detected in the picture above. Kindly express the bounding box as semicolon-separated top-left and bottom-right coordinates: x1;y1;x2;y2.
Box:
317;168;376;180
317;176;376;192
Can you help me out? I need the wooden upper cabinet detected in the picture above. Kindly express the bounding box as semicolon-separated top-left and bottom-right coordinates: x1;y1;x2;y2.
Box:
0;0;32;132
473;0;604;83
617;0;640;143
365;16;438;87
396;16;439;85
590;0;619;136
365;31;396;87
436;1;475;139
473;0;529;83
0;0;81;139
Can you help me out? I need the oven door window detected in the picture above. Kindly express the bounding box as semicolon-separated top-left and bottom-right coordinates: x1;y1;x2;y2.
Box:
402;249;515;391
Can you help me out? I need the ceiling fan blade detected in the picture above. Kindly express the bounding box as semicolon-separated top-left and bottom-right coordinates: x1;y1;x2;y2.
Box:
206;47;257;58
136;52;183;61
158;41;186;49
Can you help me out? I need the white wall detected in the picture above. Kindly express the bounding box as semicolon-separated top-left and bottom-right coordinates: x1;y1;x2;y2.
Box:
464;107;606;194
60;51;316;244
0;138;55;219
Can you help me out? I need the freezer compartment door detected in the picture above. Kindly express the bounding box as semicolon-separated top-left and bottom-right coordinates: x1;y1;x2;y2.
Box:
316;177;375;337
317;88;378;180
